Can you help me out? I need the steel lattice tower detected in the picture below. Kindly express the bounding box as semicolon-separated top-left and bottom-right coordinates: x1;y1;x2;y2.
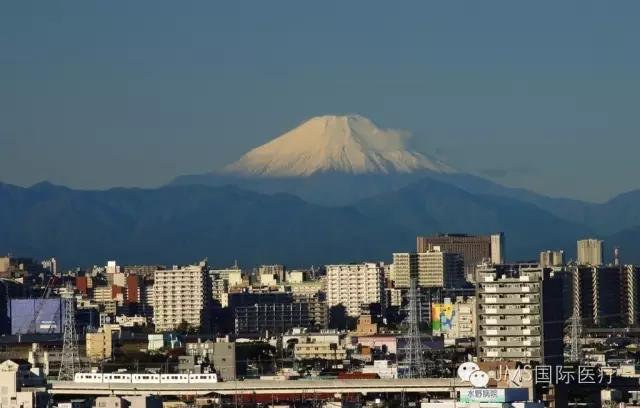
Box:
58;284;80;381
568;312;582;363
401;278;425;378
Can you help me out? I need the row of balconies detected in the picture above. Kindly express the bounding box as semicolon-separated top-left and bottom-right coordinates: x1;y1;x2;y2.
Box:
480;327;541;336
481;348;541;359
480;295;540;304
480;285;540;294
481;338;541;347
481;306;540;315
480;316;541;325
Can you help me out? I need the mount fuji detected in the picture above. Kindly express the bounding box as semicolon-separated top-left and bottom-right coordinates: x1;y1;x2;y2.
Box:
223;114;452;177
172;114;456;205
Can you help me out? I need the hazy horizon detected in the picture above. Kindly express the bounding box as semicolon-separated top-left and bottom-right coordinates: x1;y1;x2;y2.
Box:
2;1;640;202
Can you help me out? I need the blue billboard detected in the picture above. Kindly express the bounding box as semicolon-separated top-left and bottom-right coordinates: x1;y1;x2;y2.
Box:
10;298;64;334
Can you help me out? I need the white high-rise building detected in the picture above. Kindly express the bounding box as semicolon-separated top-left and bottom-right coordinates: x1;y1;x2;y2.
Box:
153;264;210;332
577;239;603;266
326;263;385;316
476;263;563;364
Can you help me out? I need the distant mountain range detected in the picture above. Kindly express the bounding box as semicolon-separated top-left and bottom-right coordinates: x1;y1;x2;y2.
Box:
1;176;639;268
2;114;639;267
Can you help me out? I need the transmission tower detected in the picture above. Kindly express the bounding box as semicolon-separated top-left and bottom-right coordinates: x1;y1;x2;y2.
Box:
568;312;582;363
567;266;583;363
58;284;80;381
401;278;425;378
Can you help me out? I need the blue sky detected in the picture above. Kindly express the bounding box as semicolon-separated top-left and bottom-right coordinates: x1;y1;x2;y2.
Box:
1;1;639;202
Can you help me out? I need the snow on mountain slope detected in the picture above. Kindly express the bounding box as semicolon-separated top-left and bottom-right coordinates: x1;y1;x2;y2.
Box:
224;114;452;177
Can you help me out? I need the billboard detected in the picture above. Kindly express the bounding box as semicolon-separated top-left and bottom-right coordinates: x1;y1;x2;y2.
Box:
431;301;455;334
10;298;65;334
460;388;529;403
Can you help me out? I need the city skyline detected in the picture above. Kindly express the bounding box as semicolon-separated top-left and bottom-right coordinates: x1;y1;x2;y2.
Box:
2;1;640;201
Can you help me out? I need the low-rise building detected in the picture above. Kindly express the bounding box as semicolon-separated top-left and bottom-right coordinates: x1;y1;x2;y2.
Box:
432;296;476;345
294;341;347;361
361;360;398;379
0;359;47;408
355;335;397;354
86;326;115;362
353;315;378;336
185;338;236;381
147;333;182;352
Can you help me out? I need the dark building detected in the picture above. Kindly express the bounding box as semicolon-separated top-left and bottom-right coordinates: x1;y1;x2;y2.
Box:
228;292;312;336
417;233;504;281
571;265;631;328
0;279;24;334
227;292;293;309
235;302;312;336
621;265;640;327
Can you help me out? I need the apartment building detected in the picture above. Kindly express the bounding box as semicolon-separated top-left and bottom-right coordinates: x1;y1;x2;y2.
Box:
392;250;464;289
153;263;211;332
294;341;347;361
577;239;604;266
390;253;417;289
571;265;640;327
476;263;563;365
235;302;312;336
326;263;385;317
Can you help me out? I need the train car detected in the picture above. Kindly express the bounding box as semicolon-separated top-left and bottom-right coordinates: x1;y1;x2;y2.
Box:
132;373;161;384
103;373;132;383
74;373;104;383
160;374;189;383
187;373;218;383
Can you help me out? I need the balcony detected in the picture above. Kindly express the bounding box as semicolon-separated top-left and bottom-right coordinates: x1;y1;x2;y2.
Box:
480;295;540;305
481;316;541;325
481;338;541;347
480;284;540;294
480;327;541;336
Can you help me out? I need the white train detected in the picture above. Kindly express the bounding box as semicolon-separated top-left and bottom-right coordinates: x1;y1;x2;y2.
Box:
74;372;218;384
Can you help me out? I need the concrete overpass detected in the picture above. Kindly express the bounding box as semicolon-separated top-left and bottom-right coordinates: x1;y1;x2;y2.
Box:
49;378;471;397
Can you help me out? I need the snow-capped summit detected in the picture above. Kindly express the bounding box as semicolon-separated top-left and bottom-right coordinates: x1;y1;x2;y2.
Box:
224;114;452;177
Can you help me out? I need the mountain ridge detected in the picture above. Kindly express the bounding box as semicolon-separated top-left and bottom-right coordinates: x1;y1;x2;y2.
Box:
3;178;638;268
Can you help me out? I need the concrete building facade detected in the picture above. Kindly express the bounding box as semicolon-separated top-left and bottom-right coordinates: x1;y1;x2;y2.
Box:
326;263;385;317
476;263;563;365
153;264;211;332
577;239;604;266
